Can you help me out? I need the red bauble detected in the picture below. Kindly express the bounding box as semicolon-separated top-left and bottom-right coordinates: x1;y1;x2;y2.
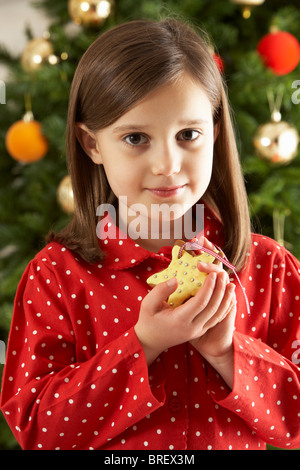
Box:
257;31;300;75
213;53;224;73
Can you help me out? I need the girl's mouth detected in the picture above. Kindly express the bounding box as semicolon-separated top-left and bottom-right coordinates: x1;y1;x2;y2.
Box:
146;185;187;198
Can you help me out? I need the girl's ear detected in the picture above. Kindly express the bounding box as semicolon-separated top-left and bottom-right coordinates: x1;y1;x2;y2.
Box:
75;123;103;164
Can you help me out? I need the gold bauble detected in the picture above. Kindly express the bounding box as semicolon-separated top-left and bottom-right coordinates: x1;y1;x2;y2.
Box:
254;116;299;164
57;175;74;214
68;0;114;26
230;0;265;5
21;38;55;73
230;0;265;18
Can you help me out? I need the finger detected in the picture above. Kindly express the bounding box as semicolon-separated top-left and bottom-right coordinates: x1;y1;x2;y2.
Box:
193;238;224;272
178;271;218;318
197;261;225;276
200;281;236;332
195;236;215;249
198;263;230;290
214;288;236;323
193;236;215;255
202;236;216;250
186;272;229;331
198;271;228;317
212;293;237;332
143;278;178;313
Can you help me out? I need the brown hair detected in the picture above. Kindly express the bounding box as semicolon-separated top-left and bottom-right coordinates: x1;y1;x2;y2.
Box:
48;18;251;271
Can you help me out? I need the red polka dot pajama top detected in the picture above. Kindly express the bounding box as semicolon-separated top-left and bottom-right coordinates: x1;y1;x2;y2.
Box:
1;207;300;450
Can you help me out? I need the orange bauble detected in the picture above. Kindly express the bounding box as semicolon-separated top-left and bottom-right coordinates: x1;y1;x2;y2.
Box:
6;112;48;163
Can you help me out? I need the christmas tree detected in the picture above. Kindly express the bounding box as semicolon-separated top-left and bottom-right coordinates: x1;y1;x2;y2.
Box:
1;0;300;450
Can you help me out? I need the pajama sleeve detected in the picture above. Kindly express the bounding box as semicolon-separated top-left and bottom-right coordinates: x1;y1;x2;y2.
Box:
0;260;165;450
207;248;300;449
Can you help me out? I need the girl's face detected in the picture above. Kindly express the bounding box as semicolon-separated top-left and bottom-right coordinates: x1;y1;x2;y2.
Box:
79;74;218;245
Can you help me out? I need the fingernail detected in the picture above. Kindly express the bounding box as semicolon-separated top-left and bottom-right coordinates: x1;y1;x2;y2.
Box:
210;272;217;281
167;278;177;287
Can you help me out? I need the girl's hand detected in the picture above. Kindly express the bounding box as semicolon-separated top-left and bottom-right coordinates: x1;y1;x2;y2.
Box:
190;236;237;388
135;256;236;367
189;265;236;358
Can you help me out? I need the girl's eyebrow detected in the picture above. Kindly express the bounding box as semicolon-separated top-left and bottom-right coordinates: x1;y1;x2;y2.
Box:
112;119;209;134
112;125;149;134
178;119;209;126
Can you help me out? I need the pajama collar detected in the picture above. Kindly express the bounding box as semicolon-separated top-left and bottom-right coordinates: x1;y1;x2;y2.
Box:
97;205;224;270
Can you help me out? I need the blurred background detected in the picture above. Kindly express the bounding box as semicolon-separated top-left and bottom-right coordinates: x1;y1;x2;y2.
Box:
1;0;300;450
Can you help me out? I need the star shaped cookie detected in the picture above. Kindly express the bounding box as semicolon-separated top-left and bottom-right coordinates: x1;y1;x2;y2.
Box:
147;242;217;308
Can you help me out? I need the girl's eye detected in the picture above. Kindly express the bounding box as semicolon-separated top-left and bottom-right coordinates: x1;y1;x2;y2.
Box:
177;129;201;141
124;133;148;146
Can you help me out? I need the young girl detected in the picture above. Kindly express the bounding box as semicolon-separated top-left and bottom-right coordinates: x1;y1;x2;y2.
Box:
1;18;300;451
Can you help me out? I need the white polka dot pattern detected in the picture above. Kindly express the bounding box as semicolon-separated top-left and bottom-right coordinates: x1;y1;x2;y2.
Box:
0;207;300;450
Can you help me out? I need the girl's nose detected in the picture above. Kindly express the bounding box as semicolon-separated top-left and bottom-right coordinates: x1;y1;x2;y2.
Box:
151;142;181;176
